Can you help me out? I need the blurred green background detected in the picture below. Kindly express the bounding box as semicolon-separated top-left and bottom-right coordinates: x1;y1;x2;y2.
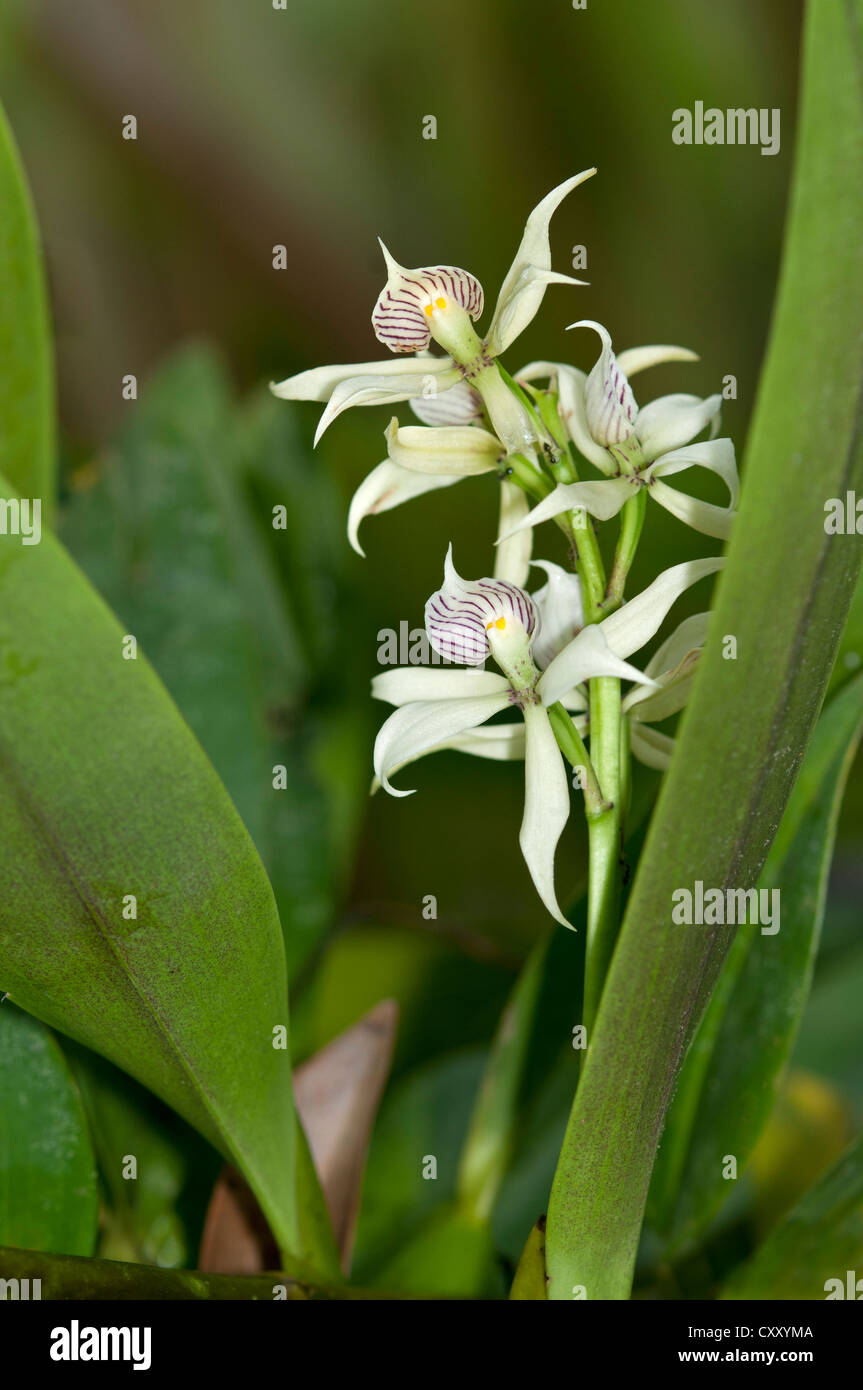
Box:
3;0;862;1279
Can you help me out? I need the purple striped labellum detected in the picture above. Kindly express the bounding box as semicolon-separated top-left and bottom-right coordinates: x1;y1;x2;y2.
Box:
424;546;539;690
372;244;484;360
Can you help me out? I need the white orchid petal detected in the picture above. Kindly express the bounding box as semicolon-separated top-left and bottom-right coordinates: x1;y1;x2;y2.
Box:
646;438;740;506
599;557;724;659
374;693;510;795
630;723;676;770
313;367;460;444
614;345;699;378
488;268;587;356
537;624;656;708
348;460;460;556
370;720;524;792
642;611;711;680
636;392;722;461
271;354;455;403
498;477;636;542
623;658;699;722
530;560;585;668
520;703;573;928
410;380;483;426
650;481;737;539
486;169;597;355
385;416;501;476
372;667;509;706
372;245;483;354
570;320;638;448
494;481;533;588
443;723;526;761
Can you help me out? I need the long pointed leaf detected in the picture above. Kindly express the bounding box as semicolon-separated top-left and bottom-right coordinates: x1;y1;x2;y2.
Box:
545;0;863;1300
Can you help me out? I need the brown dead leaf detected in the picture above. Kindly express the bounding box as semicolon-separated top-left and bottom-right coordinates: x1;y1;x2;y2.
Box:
199;998;398;1275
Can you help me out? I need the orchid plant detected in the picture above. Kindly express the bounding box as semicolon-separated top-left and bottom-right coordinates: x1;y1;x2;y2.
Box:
273;169;739;1030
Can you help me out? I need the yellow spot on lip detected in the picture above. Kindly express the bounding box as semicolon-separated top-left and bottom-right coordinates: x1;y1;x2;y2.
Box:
435;296;447;309
423;304;434;318
485;616;507;631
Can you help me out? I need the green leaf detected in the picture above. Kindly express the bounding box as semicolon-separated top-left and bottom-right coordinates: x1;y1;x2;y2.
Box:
0;1005;97;1256
0;102;54;521
545;0;863;1300
720;1132;863;1300
61;347;365;974
0;475;301;1261
649;674;863;1249
0;1244;412;1301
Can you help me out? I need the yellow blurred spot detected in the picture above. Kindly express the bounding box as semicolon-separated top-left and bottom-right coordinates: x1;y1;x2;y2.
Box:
423;304;434;318
435;297;447;309
486;616;506;631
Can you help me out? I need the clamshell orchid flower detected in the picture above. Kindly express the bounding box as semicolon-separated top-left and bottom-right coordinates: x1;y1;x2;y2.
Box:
372;549;720;925
507;322;739;542
374;556;722;854
270;170;596;455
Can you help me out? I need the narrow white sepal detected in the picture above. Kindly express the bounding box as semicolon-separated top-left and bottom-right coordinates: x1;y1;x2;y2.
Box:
372;667;509;706
347;460;460;556
494;482;533;588
599;557;724;659
497;477;636;542
374;692;511;795
520;702;573;929
614;345;699;378
370;720;525;792
630;723;676;770
645;439;739;540
537;623;656;709
313;367;460;444
486;169;596;356
635;392;722;461
270;354;455;403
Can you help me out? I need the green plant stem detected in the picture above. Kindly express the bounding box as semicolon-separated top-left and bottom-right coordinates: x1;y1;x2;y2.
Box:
583;675;623;1033
606;490;647;613
547;701;608;816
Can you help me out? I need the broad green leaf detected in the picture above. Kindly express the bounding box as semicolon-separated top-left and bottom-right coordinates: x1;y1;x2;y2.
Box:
721;1131;863;1300
0;1005;97;1256
62;348;366;974
0;102;54;520
0;477;301;1261
546;0;863;1300
649;674;863;1248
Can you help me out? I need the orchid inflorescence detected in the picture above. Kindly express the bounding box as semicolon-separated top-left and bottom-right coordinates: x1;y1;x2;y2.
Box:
272;168;737;944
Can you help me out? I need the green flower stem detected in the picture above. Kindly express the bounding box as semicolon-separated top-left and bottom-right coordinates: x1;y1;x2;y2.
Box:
547;701;609;817
583;675;623;1034
605;489;647;614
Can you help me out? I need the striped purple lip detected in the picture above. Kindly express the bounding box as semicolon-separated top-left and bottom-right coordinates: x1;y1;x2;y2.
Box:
372;247;483;355
424;548;538;666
